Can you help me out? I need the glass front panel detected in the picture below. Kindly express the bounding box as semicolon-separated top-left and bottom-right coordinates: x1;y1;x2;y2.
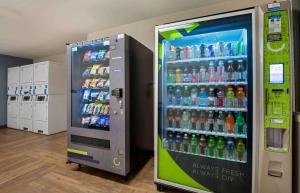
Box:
71;41;110;130
157;13;253;193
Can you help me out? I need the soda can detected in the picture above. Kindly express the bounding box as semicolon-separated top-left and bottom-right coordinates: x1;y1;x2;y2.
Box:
169;45;177;61
176;47;181;60
234;41;242;56
179;47;184;60
194;45;200;59
200;44;207;58
188;46;194;59
216;42;225;57
207;44;215;57
184;46;189;59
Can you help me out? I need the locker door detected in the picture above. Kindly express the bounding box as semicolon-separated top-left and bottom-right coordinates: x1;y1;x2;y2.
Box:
33;103;48;122
20;103;32;119
8;67;20;85
20;65;33;84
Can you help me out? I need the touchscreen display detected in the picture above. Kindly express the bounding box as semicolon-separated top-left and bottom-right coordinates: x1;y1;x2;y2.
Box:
270;63;284;84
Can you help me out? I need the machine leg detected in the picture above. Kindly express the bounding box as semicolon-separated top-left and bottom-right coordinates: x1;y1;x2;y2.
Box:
156;184;165;192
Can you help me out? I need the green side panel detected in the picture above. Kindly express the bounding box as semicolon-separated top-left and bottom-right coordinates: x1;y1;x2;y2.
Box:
185;22;200;33
160;30;183;40
67;148;88;155
157;138;210;192
263;10;291;152
158;42;163;60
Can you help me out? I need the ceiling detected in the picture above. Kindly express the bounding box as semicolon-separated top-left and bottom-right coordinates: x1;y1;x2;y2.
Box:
0;0;223;59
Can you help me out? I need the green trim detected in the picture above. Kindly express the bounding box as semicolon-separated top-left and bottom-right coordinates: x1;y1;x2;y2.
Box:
157;138;210;192
158;42;163;60
160;30;183;40
67;148;88;155
185;23;200;33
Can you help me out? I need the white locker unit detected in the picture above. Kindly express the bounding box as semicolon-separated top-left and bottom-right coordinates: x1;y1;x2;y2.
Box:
19;84;34;131
33;61;67;135
7;67;20;130
20;64;33;84
34;61;66;95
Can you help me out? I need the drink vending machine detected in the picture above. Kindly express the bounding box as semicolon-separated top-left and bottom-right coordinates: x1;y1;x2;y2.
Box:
67;34;153;176
154;1;294;193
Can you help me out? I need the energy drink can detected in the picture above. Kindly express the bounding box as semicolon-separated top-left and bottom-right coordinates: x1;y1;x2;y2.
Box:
184;46;189;59
200;44;207;58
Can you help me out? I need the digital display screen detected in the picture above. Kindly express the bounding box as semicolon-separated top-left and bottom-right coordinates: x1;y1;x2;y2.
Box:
270;64;284;84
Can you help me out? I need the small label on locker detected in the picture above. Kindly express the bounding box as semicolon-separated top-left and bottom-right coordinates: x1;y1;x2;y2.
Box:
270;118;284;124
71;47;77;52
117;34;124;39
103;41;110;46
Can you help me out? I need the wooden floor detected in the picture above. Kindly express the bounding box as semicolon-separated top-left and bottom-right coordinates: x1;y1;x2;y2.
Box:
0;128;180;193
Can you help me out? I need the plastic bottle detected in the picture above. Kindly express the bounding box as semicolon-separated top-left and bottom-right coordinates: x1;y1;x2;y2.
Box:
167;109;174;128
191;87;198;105
183;67;191;83
190;110;197;130
191;67;199;83
199;135;207;154
227;60;234;82
226;86;235;107
191;134;198;154
217;88;225;107
182;133;190;152
167;86;175;105
236;112;245;134
207;136;216;156
207;111;215;132
199;86;207;107
217;137;225;158
175;68;183;83
175;133;182;151
217;60;225;82
208;61;215;82
227;137;235;159
226;112;235;133
182;110;190;129
236;60;245;81
208;87;216;107
168;132;175;150
168;68;176;83
236;86;245;108
175;109;182;128
198;110;206;130
182;86;190;106
217;111;225;132
175;87;182;105
236;139;246;161
199;65;207;82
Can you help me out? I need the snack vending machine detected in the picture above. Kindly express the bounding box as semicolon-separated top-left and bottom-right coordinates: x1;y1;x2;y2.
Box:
67;34;153;176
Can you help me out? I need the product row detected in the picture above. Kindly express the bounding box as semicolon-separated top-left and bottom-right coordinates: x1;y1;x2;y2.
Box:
81;115;110;129
167;86;247;108
167;60;246;83
82;89;110;103
82;65;110;77
82;78;110;89
167;40;247;61
163;133;247;161
82;49;110;63
166;109;247;134
81;103;110;116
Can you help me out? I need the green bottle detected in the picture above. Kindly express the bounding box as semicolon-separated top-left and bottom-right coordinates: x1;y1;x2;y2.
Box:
236;112;245;134
216;137;225;158
207;136;216;157
191;134;198;154
226;86;235;107
236;139;246;161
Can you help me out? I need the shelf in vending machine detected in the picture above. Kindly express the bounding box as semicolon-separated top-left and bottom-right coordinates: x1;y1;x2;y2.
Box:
168;149;247;163
165;127;247;139
167;81;248;87
167;55;248;64
167;105;248;112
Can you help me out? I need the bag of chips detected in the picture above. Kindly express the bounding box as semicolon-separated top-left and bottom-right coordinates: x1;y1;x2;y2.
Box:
90;65;101;75
82;67;92;77
82;79;92;88
90;79;99;88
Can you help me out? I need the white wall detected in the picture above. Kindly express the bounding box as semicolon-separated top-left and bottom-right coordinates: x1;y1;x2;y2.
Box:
34;52;67;64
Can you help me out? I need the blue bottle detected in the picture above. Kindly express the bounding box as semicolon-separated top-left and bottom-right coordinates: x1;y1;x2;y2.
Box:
199;86;207;106
227;137;235;159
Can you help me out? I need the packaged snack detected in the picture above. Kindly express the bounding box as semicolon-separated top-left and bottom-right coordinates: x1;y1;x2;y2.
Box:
82;79;92;88
82;67;92;77
104;67;110;75
96;116;106;127
104;116;110;127
97;79;106;88
90;116;99;125
81;117;91;125
105;51;110;59
98;67;105;76
81;104;89;115
90;90;100;101
90;79;99;88
90;65;101;75
104;80;110;88
83;89;91;101
83;50;92;63
103;105;110;115
87;103;95;115
97;91;105;102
